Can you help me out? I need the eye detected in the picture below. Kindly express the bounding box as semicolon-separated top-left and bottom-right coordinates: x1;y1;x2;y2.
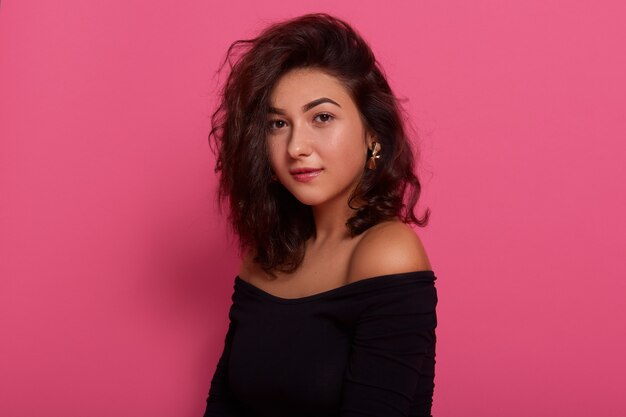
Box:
314;112;334;124
268;119;287;130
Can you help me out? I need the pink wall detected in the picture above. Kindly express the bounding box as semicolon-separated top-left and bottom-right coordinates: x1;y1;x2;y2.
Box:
1;1;625;416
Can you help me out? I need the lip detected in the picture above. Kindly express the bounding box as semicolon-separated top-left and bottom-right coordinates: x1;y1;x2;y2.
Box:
290;168;323;182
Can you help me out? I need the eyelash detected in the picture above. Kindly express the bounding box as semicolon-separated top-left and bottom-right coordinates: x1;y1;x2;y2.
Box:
314;112;334;123
268;112;334;130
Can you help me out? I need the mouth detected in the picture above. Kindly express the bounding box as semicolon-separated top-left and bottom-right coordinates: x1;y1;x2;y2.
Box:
290;168;323;182
289;168;323;175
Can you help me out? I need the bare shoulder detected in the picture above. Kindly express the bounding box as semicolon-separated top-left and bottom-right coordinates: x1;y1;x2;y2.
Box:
347;220;432;283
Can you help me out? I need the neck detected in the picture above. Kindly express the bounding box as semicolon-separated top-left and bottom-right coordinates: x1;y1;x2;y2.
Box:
310;196;359;246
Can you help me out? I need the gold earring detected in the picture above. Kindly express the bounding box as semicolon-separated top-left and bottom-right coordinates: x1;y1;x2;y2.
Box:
366;141;381;170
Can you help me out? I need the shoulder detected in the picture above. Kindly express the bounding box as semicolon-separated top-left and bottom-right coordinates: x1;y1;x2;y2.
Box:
347;220;432;283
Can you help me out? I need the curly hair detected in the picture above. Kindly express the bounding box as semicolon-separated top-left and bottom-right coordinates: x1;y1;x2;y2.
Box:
209;13;430;277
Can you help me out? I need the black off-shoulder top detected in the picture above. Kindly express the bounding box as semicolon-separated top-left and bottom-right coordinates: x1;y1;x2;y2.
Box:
203;270;438;417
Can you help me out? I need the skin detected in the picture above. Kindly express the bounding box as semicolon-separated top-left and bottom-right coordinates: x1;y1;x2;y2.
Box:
239;67;431;298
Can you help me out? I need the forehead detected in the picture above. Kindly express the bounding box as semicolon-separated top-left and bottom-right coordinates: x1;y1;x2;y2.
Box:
269;67;352;105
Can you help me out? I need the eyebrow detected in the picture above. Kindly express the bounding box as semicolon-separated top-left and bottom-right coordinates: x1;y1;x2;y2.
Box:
268;97;341;115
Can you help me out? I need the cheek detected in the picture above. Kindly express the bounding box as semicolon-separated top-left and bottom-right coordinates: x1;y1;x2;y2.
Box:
325;124;362;152
325;130;367;166
266;140;283;168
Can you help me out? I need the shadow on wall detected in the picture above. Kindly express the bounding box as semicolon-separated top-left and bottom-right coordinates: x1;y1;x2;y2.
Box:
138;194;240;319
133;192;240;397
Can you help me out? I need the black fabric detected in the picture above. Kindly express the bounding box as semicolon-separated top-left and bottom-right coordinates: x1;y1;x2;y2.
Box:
204;270;438;417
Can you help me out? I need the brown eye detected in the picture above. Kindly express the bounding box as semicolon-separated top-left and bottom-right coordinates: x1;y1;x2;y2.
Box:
269;119;287;129
314;113;334;123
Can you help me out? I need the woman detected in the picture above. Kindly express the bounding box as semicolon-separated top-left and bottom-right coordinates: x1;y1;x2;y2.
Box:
204;13;438;417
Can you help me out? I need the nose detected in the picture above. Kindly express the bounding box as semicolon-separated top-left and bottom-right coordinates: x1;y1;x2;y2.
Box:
286;123;312;159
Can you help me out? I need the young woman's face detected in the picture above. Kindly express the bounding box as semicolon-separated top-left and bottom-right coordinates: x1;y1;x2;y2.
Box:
266;67;373;208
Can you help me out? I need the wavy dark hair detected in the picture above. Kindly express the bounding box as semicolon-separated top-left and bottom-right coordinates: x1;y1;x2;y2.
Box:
209;13;430;277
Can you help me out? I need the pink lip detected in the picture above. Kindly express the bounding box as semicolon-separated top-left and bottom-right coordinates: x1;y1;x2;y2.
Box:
290;168;323;182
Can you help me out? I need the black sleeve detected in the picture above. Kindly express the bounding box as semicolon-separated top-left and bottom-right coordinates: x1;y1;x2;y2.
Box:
203;304;242;417
339;280;438;417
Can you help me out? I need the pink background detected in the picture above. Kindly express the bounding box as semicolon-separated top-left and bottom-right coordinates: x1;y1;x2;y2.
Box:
2;1;625;416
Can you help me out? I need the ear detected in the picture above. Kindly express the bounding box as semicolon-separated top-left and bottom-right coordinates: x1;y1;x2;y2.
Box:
365;131;376;149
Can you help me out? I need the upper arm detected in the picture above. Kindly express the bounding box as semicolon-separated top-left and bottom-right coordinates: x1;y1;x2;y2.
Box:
341;235;438;416
204;305;243;416
347;221;432;283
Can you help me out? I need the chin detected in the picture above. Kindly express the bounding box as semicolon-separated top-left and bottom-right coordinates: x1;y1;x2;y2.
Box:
292;195;323;207
286;189;327;207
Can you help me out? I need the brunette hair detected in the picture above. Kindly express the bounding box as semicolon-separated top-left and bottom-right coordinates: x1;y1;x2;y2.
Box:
209;13;430;277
